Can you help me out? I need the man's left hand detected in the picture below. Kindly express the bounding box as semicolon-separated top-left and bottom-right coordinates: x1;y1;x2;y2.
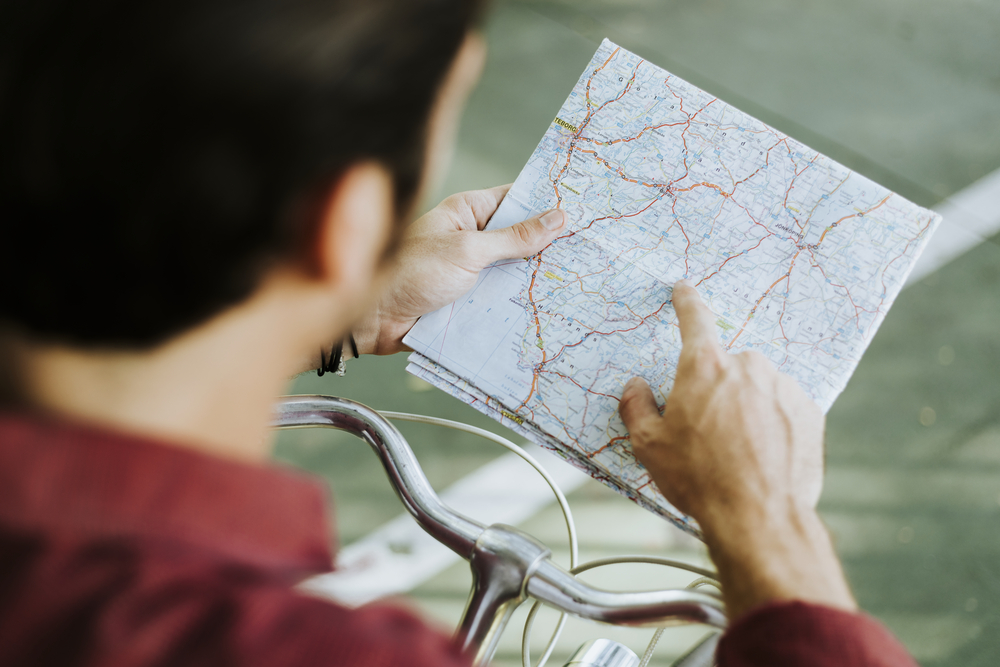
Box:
355;184;566;355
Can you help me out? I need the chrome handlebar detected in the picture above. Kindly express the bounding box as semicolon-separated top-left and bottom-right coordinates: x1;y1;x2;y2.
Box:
275;394;483;558
273;395;726;665
527;560;725;627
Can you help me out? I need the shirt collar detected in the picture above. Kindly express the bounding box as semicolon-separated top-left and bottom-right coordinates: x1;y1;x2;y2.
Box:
0;412;335;579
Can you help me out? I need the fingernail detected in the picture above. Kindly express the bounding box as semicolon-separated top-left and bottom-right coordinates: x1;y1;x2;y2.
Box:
675;279;693;289
540;209;565;230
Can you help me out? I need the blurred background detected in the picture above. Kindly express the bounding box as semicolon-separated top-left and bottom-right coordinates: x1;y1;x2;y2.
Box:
276;1;1000;664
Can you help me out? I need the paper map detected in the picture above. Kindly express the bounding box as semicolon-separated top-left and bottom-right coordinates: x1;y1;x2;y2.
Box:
403;40;941;534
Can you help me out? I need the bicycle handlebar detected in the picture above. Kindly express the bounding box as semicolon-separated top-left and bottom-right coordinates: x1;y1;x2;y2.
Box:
274;394;485;558
527;559;724;627
273;395;726;665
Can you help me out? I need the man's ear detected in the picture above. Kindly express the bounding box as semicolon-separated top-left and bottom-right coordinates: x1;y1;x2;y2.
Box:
314;163;395;294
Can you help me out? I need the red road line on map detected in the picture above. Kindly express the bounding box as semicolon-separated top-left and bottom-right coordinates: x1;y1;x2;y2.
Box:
544;370;620;402
727;256;800;348
785;334;838;354
519;51;646;411
783;156;818;210
634;480;655;493
553;58;642;206
697;234;770;286
589;435;628;458
814;194;891;246
807;257;871;331
521;256;546;409
546;299;671;365
579;120;689;147
800;174;849;230
777;299;792;342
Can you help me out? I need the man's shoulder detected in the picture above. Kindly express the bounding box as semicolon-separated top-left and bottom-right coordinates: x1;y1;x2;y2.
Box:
0;523;469;667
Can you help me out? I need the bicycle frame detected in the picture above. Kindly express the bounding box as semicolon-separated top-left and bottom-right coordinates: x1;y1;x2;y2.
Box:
273;395;727;666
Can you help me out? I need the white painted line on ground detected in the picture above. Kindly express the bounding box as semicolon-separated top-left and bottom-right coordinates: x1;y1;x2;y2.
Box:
907;167;1000;285
300;443;589;607
303;167;1000;607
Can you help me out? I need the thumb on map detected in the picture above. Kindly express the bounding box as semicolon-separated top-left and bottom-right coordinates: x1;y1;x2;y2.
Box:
477;208;566;263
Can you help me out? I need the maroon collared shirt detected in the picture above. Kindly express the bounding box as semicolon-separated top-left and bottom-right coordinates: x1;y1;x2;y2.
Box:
0;413;469;666
0;413;917;666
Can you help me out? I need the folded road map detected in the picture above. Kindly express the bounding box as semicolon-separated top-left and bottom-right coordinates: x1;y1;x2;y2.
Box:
404;39;941;535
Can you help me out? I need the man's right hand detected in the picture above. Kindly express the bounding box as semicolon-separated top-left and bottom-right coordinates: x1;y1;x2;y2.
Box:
619;280;856;619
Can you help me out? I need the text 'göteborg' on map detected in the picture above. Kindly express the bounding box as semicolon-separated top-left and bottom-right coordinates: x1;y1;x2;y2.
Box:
404;39;941;534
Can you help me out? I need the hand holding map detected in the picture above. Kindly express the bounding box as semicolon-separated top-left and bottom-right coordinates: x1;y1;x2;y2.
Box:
404;40;940;535
360;185;564;355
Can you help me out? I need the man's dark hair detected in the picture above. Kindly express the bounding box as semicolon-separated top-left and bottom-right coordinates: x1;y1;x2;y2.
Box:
0;0;485;348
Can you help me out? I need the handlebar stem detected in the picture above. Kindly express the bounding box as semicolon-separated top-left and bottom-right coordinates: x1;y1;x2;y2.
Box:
458;524;552;664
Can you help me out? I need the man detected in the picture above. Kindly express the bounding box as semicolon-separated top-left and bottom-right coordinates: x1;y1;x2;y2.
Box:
0;0;919;664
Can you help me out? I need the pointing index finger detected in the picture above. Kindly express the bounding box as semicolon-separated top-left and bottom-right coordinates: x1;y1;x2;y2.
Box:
672;280;720;349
